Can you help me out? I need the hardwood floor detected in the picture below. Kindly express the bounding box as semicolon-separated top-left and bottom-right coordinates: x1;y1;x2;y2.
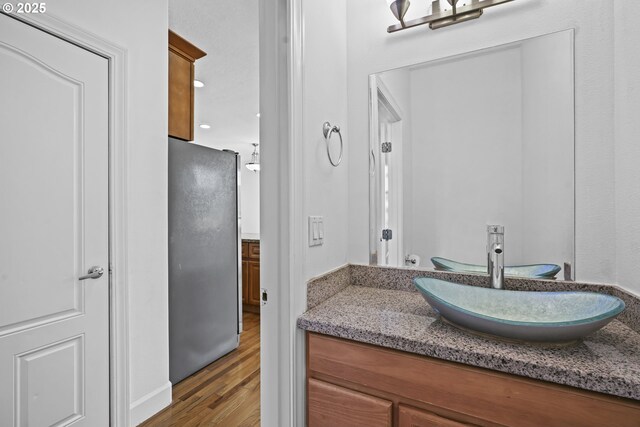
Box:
141;312;260;427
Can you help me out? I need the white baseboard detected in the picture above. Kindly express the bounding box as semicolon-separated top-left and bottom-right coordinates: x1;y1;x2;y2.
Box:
129;381;172;426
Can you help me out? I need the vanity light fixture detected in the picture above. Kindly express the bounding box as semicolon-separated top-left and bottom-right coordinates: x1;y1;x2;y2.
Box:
194;79;205;88
386;0;514;33
386;0;411;26
245;143;260;172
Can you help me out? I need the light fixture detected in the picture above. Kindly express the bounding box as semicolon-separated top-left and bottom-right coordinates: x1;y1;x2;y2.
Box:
194;80;205;88
245;143;260;172
386;0;514;33
256;113;261;118
199;124;211;129
386;0;411;26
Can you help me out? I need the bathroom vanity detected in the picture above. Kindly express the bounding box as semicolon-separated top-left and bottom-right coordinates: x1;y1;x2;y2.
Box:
298;265;640;427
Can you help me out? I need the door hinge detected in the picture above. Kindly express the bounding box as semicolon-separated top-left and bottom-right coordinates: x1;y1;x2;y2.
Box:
261;288;268;306
382;229;393;241
381;142;392;153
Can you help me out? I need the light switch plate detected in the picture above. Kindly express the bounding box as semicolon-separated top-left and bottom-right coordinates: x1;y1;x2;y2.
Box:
308;216;324;247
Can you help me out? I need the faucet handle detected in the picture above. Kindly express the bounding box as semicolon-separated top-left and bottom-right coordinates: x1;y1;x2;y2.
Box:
487;225;504;234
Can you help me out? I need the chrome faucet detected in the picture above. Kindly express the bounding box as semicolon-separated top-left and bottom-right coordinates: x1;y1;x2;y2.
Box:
487;225;504;289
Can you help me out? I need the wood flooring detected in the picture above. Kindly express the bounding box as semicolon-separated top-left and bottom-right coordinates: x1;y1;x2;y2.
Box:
141;312;260;427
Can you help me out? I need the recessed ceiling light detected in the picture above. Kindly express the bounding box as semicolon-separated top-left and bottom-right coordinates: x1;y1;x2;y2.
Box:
256;113;261;118
194;80;205;88
199;124;211;129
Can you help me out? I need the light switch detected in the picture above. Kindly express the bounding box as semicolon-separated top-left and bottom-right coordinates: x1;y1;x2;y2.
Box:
308;216;324;247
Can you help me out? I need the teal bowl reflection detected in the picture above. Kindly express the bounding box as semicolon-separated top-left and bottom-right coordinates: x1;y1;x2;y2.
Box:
431;257;561;279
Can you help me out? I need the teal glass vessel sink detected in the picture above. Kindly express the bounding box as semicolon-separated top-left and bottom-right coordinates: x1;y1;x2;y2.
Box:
413;277;625;343
431;257;561;279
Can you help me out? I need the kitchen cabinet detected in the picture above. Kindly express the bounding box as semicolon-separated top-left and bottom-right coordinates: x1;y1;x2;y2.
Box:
242;241;260;312
306;332;640;427
168;30;206;141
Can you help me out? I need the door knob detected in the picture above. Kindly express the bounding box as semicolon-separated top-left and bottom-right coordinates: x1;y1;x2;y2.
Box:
79;266;105;280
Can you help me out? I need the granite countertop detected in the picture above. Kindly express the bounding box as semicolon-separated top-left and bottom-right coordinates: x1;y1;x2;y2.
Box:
241;233;260;242
297;269;640;401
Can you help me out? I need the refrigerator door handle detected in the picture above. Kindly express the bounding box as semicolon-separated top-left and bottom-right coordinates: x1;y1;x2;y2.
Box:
236;152;243;335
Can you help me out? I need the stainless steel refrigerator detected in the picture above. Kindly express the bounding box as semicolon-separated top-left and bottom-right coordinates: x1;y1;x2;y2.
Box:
168;138;242;384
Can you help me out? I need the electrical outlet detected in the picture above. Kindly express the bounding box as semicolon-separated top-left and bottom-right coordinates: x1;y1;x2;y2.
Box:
308;216;324;247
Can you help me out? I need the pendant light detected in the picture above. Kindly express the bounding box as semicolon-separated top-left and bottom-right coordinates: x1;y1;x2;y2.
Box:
245;143;260;172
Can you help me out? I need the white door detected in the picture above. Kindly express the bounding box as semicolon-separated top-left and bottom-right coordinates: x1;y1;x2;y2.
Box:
0;14;110;426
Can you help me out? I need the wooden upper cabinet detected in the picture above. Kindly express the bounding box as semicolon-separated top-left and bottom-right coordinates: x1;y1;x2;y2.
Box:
168;30;206;141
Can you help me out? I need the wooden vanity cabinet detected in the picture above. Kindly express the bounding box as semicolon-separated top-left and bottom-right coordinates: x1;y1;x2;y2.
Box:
242;241;260;312
398;405;472;427
168;30;206;141
308;379;392;427
306;332;640;427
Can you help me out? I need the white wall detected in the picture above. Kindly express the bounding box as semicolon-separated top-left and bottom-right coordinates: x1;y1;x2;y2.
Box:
241;164;260;235
347;0;619;285
302;0;349;280
520;31;574;270
614;0;640;295
406;47;525;266
42;1;171;424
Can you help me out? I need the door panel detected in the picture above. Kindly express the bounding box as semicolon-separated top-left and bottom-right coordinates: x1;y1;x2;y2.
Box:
242;259;249;304
0;14;109;426
16;336;85;426
0;43;84;335
248;262;261;306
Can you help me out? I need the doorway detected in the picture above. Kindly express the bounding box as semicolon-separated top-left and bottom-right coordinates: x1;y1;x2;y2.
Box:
142;0;262;425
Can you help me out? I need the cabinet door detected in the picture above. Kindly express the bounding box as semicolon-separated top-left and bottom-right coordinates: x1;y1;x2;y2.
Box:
242;242;249;258
241;260;249;304
248;242;260;259
308;379;392;427
399;405;473;427
248;261;261;306
168;50;193;141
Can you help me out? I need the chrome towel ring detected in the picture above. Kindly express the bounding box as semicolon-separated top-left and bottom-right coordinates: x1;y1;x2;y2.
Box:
322;121;343;167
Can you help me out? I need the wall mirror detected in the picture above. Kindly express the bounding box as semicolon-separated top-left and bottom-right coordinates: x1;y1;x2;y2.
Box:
369;29;575;280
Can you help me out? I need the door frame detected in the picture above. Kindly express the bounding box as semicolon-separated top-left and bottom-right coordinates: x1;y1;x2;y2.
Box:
259;0;305;425
369;75;405;267
3;12;131;426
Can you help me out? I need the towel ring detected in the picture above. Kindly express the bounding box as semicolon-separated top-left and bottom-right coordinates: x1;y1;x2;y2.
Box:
322;121;343;167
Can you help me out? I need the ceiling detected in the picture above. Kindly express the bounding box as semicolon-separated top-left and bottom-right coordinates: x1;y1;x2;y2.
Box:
169;0;259;160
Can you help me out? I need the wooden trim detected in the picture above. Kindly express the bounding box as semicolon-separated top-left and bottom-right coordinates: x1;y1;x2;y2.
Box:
308;332;640;427
168;30;206;61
